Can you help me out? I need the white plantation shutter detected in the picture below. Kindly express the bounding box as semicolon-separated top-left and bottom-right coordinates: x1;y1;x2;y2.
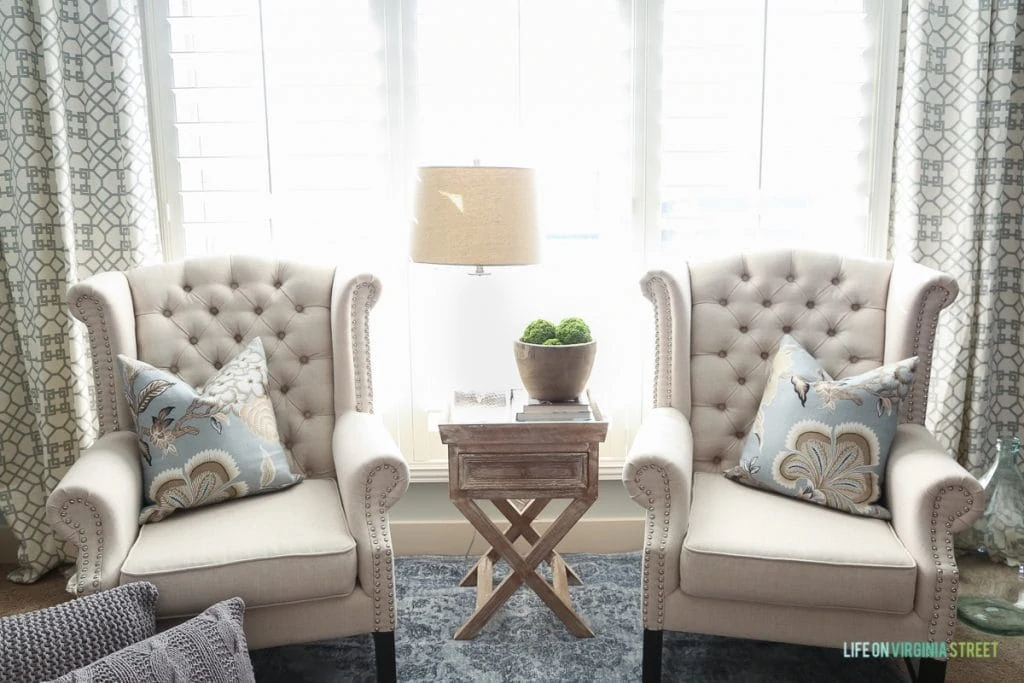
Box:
657;0;893;256
151;0;389;261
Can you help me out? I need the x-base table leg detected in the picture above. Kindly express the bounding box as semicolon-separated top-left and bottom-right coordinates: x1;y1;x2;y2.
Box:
452;496;595;640
460;498;582;588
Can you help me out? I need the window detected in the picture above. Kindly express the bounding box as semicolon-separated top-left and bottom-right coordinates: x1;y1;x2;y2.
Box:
655;0;898;257
146;0;391;260
141;0;899;478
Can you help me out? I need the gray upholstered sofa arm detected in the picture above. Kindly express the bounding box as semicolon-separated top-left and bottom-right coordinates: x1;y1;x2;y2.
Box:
331;410;410;630
623;407;695;628
45;431;142;595
886;424;984;645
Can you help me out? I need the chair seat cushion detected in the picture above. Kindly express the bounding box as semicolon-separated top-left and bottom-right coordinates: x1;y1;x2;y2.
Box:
121;479;356;617
680;473;917;614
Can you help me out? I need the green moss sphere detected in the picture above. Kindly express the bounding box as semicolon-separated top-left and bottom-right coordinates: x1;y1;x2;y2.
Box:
542;338;563;345
521;319;557;345
555;317;592;345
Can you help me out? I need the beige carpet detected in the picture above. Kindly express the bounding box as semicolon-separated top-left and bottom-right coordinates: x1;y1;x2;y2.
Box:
1;558;1022;681
0;563;72;617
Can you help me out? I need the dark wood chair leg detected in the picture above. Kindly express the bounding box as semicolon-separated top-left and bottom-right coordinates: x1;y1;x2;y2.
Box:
643;629;663;683
373;631;397;683
917;657;947;683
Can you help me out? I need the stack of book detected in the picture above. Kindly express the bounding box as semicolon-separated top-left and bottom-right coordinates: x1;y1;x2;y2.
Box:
512;388;593;422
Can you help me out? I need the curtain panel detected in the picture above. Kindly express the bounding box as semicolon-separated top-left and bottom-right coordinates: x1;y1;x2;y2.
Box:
889;1;1023;480
0;0;160;583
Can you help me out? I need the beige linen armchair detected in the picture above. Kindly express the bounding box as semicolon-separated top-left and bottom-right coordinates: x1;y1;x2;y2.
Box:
47;256;409;681
624;250;984;683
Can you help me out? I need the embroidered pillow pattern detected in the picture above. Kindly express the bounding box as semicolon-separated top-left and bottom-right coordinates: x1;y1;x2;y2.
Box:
119;338;302;523
724;335;916;519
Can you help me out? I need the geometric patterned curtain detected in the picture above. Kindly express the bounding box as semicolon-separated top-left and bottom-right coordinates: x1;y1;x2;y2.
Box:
889;0;1024;487
0;0;161;583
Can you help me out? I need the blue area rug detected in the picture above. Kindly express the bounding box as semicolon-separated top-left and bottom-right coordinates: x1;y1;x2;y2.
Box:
250;553;908;682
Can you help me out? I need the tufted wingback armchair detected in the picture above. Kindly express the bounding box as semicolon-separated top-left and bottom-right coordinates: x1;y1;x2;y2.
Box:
624;250;984;683
46;256;409;681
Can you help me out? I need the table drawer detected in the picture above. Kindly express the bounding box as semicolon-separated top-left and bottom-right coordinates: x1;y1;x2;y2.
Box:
458;452;587;493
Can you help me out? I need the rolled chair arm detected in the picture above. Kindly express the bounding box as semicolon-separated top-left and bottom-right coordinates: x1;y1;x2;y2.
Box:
886;424;984;644
45;431;142;595
332;410;410;631
622;407;695;629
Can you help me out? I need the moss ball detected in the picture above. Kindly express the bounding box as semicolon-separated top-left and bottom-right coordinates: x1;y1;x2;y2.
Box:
555;317;592;345
521;319;557;345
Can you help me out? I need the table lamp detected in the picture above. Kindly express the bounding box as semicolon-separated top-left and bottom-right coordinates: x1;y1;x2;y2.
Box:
410;166;540;275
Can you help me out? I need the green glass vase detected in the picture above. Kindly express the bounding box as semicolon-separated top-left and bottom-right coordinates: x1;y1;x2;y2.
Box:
974;436;1024;565
957;436;1024;636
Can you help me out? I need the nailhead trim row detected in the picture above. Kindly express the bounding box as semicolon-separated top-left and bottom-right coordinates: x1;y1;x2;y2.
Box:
73;294;120;434
632;464;671;628
351;281;377;414
642;274;673;409
365;463;402;631
928;485;972;646
55;497;106;595
905;283;953;425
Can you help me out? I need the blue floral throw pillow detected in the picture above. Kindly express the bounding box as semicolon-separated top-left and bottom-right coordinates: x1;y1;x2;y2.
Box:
723;335;916;519
119;338;303;524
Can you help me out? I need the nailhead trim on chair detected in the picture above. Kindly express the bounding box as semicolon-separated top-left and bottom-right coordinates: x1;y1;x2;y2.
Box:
632;464;672;628
642;274;673;409
905;284;953;425
928;485;974;647
351;281;377;414
72;294;120;434
366;463;402;631
55;498;105;595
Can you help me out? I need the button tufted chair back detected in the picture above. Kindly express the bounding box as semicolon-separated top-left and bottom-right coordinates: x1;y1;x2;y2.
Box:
642;250;958;473
69;256;381;478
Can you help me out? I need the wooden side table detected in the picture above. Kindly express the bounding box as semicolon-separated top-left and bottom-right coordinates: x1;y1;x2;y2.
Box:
439;401;608;640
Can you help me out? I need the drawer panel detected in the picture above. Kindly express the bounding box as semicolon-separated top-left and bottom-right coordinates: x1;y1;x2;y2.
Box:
458;452;587;493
